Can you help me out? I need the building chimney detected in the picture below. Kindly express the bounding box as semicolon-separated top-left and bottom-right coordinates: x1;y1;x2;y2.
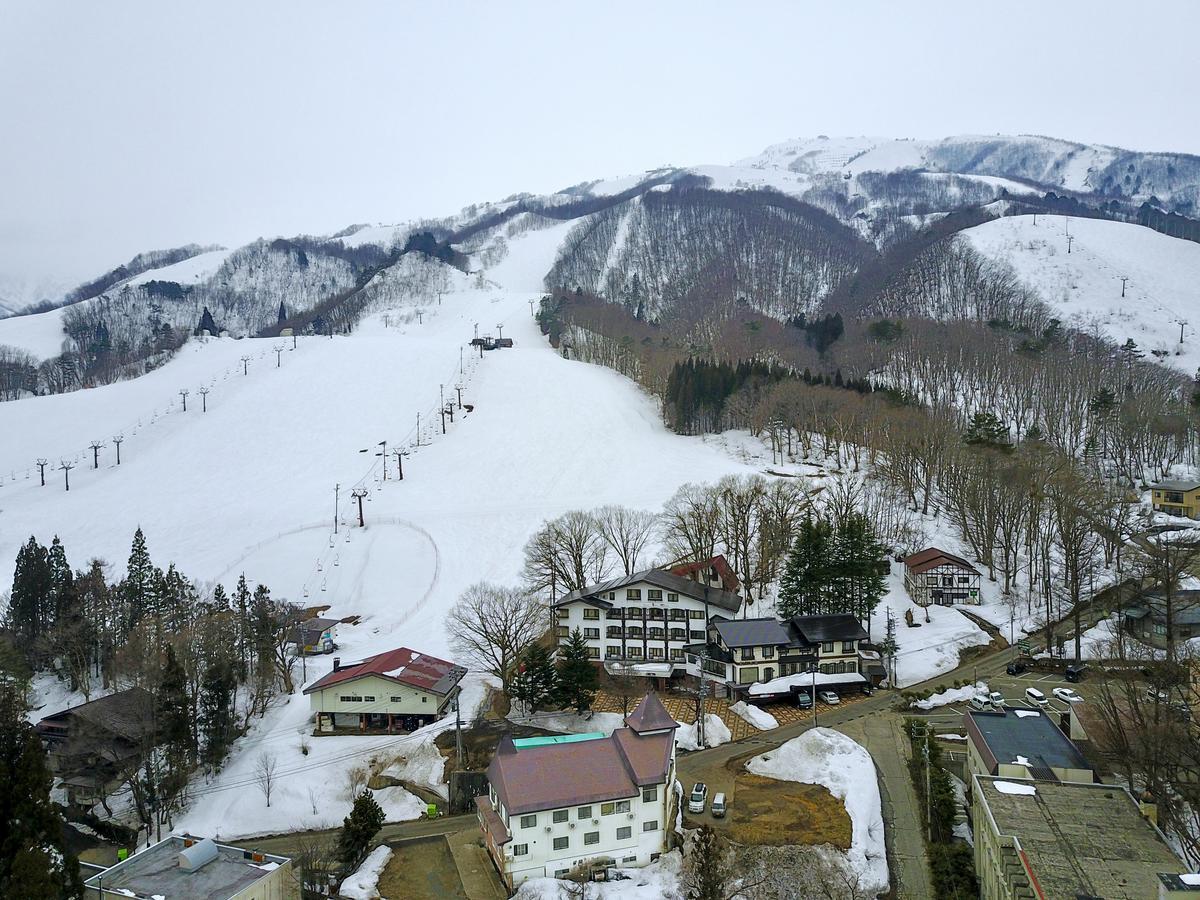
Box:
333;657;340;672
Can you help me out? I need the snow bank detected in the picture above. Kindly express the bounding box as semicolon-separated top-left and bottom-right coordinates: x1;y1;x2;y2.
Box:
729;701;779;731
748;671;865;698
674;714;730;751
512;848;682;899
513;711;626;736
747;729;888;896
993;781;1037;796
910;682;988;711
338;844;392;899
380;737;450;800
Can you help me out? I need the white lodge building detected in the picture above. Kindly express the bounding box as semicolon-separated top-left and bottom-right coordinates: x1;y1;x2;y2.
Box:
552;568;743;676
476;694;678;890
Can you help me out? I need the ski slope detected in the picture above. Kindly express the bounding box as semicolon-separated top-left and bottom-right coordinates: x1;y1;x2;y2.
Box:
962;215;1200;372
0;305;68;361
1;218;764;837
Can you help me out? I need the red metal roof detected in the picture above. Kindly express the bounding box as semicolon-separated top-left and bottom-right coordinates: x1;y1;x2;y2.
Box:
302;647;465;696
903;547;980;576
669;554;741;594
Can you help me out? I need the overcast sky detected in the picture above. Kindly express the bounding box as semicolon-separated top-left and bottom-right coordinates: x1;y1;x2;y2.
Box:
2;0;1198;295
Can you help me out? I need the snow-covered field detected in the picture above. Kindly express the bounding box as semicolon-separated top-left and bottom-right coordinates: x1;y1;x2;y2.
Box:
963;214;1200;373
0;304;68;361
747;729;888;896
1;219;763;836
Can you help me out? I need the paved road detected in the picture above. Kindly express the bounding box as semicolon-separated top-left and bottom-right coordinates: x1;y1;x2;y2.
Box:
241;812;477;857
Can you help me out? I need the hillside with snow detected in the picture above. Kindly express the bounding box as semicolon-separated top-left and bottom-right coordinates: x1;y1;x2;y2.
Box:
962;214;1200;371
3;219;767;837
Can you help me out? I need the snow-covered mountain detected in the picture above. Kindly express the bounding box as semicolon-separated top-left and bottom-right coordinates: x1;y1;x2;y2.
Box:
1;133;1198;386
962;213;1200;372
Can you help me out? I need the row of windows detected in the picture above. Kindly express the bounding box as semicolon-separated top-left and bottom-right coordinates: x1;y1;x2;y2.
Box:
736;640;856;662
924;574;973;587
604;627;701;640
607;646;685;660
517;791;659;831
513;822;659;856
338;694;427;704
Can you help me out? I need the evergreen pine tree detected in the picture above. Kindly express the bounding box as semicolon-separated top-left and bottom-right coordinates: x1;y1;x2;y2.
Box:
555;629;598;713
199;656;236;772
233;574;252;679
830;512;888;629
337;789;385;871
157;645;193;809
0;685;82;898
776;518;834;618
8;536;52;654
963;412;1012;451
46;536;73;629
509;643;558;713
686;824;728;900
123;527;157;633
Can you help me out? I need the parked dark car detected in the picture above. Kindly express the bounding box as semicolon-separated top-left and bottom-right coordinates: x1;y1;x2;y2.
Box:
1064;664;1087;683
1006;660;1027;676
795;693;814;709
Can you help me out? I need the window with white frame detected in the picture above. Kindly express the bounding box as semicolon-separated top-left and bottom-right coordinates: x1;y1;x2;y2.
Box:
585;831;600;845
583;608;600;620
578;805;592;819
553;809;568;823
513;843;528;856
553;836;569;851
617;826;632;840
520;814;537;829
643;820;658;832
642;785;658;802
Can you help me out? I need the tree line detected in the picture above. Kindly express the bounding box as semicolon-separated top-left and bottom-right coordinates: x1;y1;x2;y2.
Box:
3;528;300;835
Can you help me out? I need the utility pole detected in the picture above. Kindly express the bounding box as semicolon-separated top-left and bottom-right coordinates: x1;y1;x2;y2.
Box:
351;488;368;527
439;385;446;434
528;299;535;317
377;441;388;480
455;690;464;768
1179;320;1188;344
698;586;711;749
1120;275;1129;297
334;483;340;534
415;413;421;446
496;323;504;340
445;402;454;424
393;448;407;480
36;458;47;486
88;441;104;469
274;345;284;367
60;460;73;491
113;434;124;464
179;389;188;412
417;310;423;325
811;664;818;729
454;383;463;409
1066;235;1074;254
241;356;250;375
292;332;297;350
459;346;463;375
198;387;210;412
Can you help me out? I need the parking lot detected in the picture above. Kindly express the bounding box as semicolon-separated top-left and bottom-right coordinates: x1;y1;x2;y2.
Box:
916;669;1090;726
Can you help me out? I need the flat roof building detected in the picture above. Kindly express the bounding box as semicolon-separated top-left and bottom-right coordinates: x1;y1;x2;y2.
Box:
85;835;297;899
964;709;1093;783
972;775;1188;900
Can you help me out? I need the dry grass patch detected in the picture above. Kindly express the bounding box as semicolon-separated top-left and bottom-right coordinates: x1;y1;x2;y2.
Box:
726;773;851;849
375;838;468;900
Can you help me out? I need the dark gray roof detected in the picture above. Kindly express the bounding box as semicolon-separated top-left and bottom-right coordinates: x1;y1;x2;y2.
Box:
713;618;794;648
790;614;869;644
1136;593;1200;626
1152;479;1200;492
554;568;742;613
37;687;155;742
967;710;1090;773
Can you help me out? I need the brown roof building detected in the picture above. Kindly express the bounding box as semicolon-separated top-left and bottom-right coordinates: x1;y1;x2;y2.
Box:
903;547;982;606
477;694;678;889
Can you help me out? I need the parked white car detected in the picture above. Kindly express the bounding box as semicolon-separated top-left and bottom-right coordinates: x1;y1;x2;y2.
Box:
969;694;990;711
1052;687;1083;703
688;782;708;814
1025;687;1049;708
989;691;1006;709
818;690;840;705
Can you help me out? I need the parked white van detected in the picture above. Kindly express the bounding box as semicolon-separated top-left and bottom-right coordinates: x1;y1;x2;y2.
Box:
1024;687;1049;708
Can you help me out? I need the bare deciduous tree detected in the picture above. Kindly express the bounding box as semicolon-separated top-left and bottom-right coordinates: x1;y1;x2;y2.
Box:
594;505;658;575
255;751;278;807
446;583;547;694
522;511;611;596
